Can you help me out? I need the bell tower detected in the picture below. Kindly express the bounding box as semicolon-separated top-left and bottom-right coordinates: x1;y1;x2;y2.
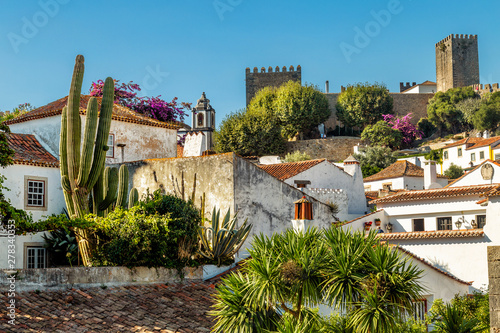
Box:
191;92;215;150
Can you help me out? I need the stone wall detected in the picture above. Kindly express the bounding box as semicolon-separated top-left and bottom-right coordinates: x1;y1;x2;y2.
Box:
246;66;301;105
285;137;361;162
323;93;433;130
489;246;500;332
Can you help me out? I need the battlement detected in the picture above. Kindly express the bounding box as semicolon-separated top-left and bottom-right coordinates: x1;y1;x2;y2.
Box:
400;82;417;92
470;83;500;94
435;34;478;46
307;188;344;194
246;65;301;74
245;65;302;105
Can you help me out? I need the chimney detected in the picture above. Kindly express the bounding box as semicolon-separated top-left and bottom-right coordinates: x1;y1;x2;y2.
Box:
325;80;329;93
424;161;438;189
292;196;313;232
343;155;360;177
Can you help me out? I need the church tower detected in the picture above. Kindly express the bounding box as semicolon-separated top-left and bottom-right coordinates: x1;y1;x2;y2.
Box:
191;92;215;150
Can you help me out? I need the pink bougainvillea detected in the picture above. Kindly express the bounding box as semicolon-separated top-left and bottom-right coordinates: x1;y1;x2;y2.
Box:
90;80;190;123
382;113;423;147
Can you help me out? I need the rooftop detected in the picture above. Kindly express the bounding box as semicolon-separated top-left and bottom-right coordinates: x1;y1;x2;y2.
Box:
370;184;498;204
258;158;326;181
379;229;484;240
7;133;59;168
0;282;215;332
4;95;182;130
442;136;500;150
364;160;447;182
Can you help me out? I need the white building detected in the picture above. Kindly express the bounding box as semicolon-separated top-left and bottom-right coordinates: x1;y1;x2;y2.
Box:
401;80;437;94
442;136;500;171
364;160;448;192
258;156;368;220
0;133;64;270
348;160;500;290
5;95;181;164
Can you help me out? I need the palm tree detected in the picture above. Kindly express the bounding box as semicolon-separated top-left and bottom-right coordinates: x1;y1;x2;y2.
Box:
432;303;487;333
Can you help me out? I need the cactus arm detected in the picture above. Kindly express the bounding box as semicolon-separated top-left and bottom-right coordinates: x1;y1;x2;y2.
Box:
66;55;84;189
98;166;118;211
59;106;75;216
77;97;98;187
92;173;105;216
87;77;114;189
116;165;129;208
128;188;138;209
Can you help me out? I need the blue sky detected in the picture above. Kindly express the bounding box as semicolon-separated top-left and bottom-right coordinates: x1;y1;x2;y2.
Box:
1;0;500;127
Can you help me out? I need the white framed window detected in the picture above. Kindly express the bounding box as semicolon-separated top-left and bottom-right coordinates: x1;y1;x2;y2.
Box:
24;176;47;211
471;153;476;161
382;183;392;191
477;215;486;229
443;150;449;160
24;244;46;269
412;299;427;321
106;134;114;158
495;153;500;160
437;217;452;230
458;148;462;157
480;151;485;160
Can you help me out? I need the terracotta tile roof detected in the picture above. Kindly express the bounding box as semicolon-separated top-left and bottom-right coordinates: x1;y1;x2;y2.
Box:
4;95;182;130
258;159;326;181
0;282;215;332
370;184;497;205
7;133;59;167
379;229;484;240
365;191;379;201
419;80;436;86
344;209;383;225
446;159;500;187
364;160;447;182
396;247;472;285
443;136;500;150
483;184;500;198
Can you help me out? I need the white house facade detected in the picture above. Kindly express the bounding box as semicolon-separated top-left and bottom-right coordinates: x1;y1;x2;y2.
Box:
442;136;500;171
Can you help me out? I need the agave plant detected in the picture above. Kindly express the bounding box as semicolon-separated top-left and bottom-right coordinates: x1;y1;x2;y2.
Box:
198;207;252;267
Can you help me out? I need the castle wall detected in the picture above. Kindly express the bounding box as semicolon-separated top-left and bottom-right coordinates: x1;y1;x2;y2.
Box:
285;137;361;162
323;93;433;130
245;65;301;105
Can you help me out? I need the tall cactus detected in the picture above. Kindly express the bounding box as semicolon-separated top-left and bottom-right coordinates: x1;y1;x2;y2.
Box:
60;55;135;265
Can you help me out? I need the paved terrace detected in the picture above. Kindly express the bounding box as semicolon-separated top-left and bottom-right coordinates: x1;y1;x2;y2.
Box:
0;282;216;332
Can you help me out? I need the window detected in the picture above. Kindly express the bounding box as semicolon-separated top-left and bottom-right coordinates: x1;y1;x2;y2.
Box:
106;134;114;158
382;183;392;191
364;185;372;191
471;153;476;161
437;217;452;230
24;176;47;211
495;153;500;161
412;299;427;321
443;150;448;159
480;151;485;160
477;215;486;228
413;219;424;232
458;148;462;157
197;113;204;127
25;245;46;269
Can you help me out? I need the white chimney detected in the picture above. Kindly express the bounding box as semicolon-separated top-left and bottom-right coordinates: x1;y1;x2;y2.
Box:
325;80;329;93
424;161;438;189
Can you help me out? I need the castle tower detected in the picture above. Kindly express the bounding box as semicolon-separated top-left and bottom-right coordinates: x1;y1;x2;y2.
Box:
191;92;215;150
435;34;479;92
245;65;302;105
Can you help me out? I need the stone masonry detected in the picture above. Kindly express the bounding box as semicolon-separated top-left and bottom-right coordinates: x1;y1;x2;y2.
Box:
436;34;479;92
285;137;361;161
489;246;500;332
245;65;301;105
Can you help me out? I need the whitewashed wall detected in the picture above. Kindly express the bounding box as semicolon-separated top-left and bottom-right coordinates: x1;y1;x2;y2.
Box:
449;161;500;187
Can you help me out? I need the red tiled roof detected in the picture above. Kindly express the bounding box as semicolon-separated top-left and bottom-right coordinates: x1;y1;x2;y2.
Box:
7;133;59;167
4;95;182;130
364;160;447;182
258;159;326;181
419;80;436;86
0;283;215;331
483;184;500;198
446;159;500;187
370;184;497;204
365;191;379;201
396;247;472;285
379;229;484;240
443;136;500;150
345;209;383;225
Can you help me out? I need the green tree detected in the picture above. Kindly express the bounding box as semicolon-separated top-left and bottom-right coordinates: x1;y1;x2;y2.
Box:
425;149;443;164
361;120;402;149
283;151;311;163
354;146;398;177
456;98;483;130
427;87;478;133
214;110;286;156
472;92;500;132
444;163;464;179
0;103;36;122
417;117;436;138
211;227;424;333
336;82;394;129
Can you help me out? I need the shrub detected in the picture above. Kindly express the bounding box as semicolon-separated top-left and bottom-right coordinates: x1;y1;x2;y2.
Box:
444;163;464;179
361;121;402;149
283;151;311;163
417;117;436;138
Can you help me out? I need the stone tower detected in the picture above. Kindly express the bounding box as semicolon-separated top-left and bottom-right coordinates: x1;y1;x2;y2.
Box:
191;92;215;150
245;65;301;105
435;34;479;92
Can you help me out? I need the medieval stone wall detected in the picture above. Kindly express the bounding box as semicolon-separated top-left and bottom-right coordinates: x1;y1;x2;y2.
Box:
245;65;301;105
489;246;500;332
285;137;361;162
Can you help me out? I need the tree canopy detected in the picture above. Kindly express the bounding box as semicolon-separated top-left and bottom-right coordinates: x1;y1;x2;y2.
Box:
354;146;397;178
361;120;402;149
472;91;500;132
336;82;394;129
